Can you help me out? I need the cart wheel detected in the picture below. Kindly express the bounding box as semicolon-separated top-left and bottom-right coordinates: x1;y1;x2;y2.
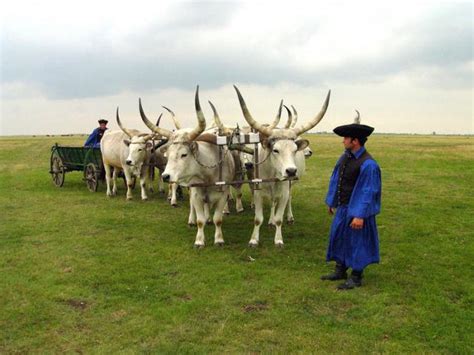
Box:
51;154;65;187
84;163;99;192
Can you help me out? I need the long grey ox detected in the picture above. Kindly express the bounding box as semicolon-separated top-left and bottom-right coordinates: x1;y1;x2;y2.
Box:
101;109;155;200
140;86;236;248
234;85;330;246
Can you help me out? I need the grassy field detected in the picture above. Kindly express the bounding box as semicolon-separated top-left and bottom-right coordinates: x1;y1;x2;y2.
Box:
0;134;473;353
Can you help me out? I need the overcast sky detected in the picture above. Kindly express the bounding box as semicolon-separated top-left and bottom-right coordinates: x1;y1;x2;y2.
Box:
1;0;472;135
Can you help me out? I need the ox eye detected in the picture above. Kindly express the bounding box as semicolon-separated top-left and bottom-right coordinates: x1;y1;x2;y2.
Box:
138;149;143;152
273;149;279;154
181;153;188;158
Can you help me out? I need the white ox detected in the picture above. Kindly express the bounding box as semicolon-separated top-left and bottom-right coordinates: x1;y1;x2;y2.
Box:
148;107;182;206
234;85;330;247
101;109;155;200
140;87;236;248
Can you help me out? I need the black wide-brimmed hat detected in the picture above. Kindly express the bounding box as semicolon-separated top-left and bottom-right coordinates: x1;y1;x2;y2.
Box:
98;119;108;124
333;110;374;138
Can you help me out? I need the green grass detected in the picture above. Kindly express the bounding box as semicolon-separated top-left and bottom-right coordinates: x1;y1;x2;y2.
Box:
1;134;473;353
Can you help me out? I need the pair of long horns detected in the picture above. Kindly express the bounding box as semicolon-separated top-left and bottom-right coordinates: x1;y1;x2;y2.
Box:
234;85;330;137
140;86;206;141
116;107;154;141
283;105;299;129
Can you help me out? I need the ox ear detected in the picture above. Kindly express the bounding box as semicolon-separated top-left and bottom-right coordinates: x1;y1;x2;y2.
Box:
123;139;131;146
262;138;273;149
296;139;309;151
146;141;153;150
159;145;169;154
190;141;198;153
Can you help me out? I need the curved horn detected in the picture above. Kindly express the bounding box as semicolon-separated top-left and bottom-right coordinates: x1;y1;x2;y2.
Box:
233;85;273;137
268;99;283;129
162;106;182;130
209;101;232;135
293;90;331;136
155;113;163;127
189;85;207;141
195;133;217;144
290;105;298;128
138;133;155;141
283;105;292;129
354;109;361;124
116;107;133;138
139;98;172;138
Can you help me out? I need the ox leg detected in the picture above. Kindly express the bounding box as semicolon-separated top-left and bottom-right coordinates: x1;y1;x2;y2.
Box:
234;186;244;213
104;164;114;197
204;202;211;224
112;169;119;195
249;190;263;247
140;167;149;201
286;191;295;224
212;191;228;246
274;192;290;247
191;188;206;247
124;169;134;200
188;196;197;226
158;170;165;194
169;183;178;207
223;199;230;215
268;201;276;226
148;167;154;193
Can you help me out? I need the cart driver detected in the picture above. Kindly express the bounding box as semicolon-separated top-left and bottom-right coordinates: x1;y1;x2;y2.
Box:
84;119;108;148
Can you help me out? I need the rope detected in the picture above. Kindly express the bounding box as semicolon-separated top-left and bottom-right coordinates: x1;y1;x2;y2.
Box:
191;144;230;169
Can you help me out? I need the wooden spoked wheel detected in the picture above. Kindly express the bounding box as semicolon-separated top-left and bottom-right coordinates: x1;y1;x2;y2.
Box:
84;163;99;192
51;155;65;187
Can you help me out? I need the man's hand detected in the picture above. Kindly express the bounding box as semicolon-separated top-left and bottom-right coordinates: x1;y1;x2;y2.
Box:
350;218;364;229
328;207;335;215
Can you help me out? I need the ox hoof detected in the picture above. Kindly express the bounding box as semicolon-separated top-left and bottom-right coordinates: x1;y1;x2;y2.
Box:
236;208;244;213
193;244;205;249
188;222;196;228
275;242;284;248
171;204;178;208
215;241;225;247
126;197;133;201
223;210;230;215
142;197;148;201
287;218;295;225
248;242;258;248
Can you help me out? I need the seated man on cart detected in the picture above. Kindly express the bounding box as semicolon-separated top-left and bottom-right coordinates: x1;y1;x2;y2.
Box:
84;119;108;148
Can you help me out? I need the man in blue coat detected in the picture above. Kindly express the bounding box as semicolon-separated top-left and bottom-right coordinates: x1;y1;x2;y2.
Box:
322;115;381;290
84;119;108;148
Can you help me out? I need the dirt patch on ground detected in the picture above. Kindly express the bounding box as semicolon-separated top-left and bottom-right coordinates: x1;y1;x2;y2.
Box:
63;299;88;310
242;301;268;312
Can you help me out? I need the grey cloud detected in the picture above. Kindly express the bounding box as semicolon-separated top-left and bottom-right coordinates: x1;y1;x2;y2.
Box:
1;2;472;100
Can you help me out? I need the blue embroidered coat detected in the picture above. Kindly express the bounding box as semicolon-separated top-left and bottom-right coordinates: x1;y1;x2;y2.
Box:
325;147;382;270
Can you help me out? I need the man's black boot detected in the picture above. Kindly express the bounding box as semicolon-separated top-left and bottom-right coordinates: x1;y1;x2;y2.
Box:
321;263;348;281
337;270;363;290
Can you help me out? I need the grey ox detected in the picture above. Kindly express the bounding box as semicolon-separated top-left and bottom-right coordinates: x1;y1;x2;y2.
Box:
234;85;330;246
101;109;155;200
140;87;236;248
